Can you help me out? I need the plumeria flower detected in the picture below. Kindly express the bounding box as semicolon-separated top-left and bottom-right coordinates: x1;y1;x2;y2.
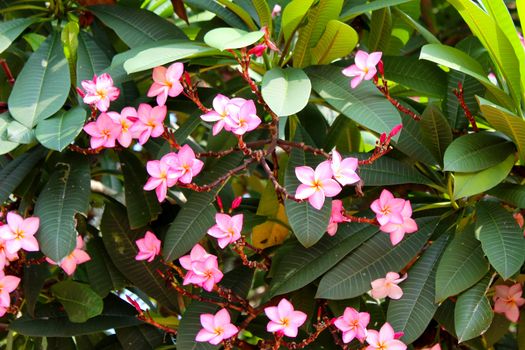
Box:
0;212;39;254
0;239;18;270
81;73;120;112
493;283;525;322
0;270;20;308
366;323;407;350
147;62;184;106
271;4;281;17
370;189;406;226
179;244;223;292
334;307;370;343
83;112;122;149
342;51;382;89
201;95;243;135
224;99;261;135
46;236;91;276
196;308;238;345
330;150;360;186
327;200;347;236
169;144;204;184
379;200;417;245
264;298;307;338
370;272;407;300
135;231;161;262
207;213;243;249
108;107;137;148
130;103;167;145
144;152;179;202
295;162;342;210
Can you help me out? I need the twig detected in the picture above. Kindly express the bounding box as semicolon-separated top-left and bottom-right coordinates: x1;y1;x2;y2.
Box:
0;59;15;85
453;82;478;132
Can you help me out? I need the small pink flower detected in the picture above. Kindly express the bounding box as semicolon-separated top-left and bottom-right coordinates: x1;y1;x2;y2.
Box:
179;244;223;292
370;272;407;300
130;103;166;145
493;283;525;322
83;112;122;149
330;150;360;186
144;152;179;202
223;99;261;135
81;73;120;112
327;200;347;236
295;162;342;210
201;95;244;135
0;270;20;308
271;4;281;17
195;308;238;345
248;44;267;57
46;236;91;276
0;212;39;254
370;189;406;226
264;298;307;338
342;51;382;89
334;307;370;343
207;213;243;249
135;231;161;262
108;107;137;148
379;200;417;245
366;323;407;350
147;63;184;106
170;144;204;184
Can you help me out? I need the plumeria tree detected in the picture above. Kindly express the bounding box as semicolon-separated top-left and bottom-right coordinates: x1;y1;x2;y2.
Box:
1;0;525;349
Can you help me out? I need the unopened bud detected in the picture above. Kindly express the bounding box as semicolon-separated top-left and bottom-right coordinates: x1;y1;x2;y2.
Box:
389;124;403;137
231;196;242;210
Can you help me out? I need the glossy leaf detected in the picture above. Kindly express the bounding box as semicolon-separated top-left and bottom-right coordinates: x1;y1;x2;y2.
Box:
252;0;272;33
394;113;441;166
0;18;36;54
261;67;311;117
310;20;358;65
35;107;86;152
358;155;431;185
487;183;525;208
281;0;316;41
203;27;263;51
368;8;391;52
116;325;164;350
51;281;104;323
340;0;414;21
0;114;19;154
85;238;127;298
184;0;248;29
76;31;111;87
420;104;452;165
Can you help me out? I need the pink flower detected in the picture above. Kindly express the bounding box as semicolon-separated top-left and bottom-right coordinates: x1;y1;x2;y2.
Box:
179;244;223;292
130;103;166;145
207;213;243;248
0;270;20;307
201;95;244;135
223;99;261;135
295;162;342;210
248;44;267;57
170;144;204;184
370;189;406;226
342;51;382;89
46;236;91;276
81;73;120;112
370;272;407;300
271;4;281;17
108;107;137;148
83;112;122;149
0;212;39;254
135;231;161;262
0;239;18;270
147;63;184;106
327;200;347;236
330;150;360;186
366;323;407;350
379;200;417;245
264;298;307;338
195;308;238;345
334;307;370;343
493;283;525;322
144;152;179;202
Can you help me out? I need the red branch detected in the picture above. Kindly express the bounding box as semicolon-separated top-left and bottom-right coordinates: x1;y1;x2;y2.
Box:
453;82;478;132
0;59;15;86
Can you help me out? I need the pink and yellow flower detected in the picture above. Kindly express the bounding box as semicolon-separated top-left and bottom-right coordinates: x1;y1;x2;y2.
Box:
169;144;204;184
46;236;91;276
179;244;223;292
370;189;406;226
147;62;184;106
370;272;407;300
81;73;120;112
0;212;39;254
144;152;179;202
108;107;137;148
334;307;370;343
83;112;122;149
223;99;261;135
330;150;360;186
493;283;525;322
342;51;382;89
366;323;407;350
130;103;166;145
264;298;307;338
0;271;20;308
135;231;162;262
379;200;417;245
207;213;243;249
195;308;238;345
295;162;342;210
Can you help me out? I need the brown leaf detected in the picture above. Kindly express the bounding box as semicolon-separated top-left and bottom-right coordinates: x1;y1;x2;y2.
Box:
171;0;189;24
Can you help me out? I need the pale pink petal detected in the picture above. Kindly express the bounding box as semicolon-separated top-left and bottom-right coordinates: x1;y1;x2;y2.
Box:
295;184;317;199
354;51;369;70
309;190;325;210
321;179;342;197
295;166;315;184
342;65;362;77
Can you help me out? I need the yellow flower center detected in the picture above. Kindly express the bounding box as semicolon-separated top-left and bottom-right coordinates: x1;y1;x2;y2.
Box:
15;229;25;239
280;317;290;327
96;88;107;99
214;326;224;336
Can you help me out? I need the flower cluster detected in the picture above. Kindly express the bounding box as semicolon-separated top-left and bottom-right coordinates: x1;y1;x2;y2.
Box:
493;283;525;322
46;235;91;276
179;244;223;292
80;73;120;112
295;149;360;210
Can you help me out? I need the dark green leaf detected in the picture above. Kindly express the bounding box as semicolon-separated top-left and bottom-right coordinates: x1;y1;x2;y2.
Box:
116;325;164;349
419;104;453;165
0;18;36;54
184;0;248;29
358;155;431;185
35;107;87;152
51;281;104;323
261;67;311;117
85;238;127;297
76;31;111;87
487;183;525;208
340;0;414;21
394;113;440;166
0;113;19;154
23;262;50;317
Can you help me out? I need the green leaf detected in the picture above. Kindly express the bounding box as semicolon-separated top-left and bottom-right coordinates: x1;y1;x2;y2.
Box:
444;131;515;172
293;0;343;68
51;281;103;323
310;20;358;65
118;150;161;229
394;113;440;166
252;0;272;33
0;146;46;203
116;325;164;350
35;107;86;152
368;8;392;51
90;5;186;48
34;154;91;262
453;153;514;199
478;96;525;163
390;7;440;45
420;104;453;165
6;119;35;144
435;225;489;302
0;114;19;155
203;27;263;51
455;275;493;342
23;262;50;317
387;235;449;344
8;32;70;128
261;67;311;117
358;155;431;185
284;127;331;248
270;223;378;297
76;31;111;87
476;202;525;280
281;0;316;41
184;0;248;29
0;18;36;54
23;33;46;51
487;183;525;208
123;41;219;74
340;0;414;21
215;0;258;31
307;65;401;135
85;238;127;298
101;202;180;311
316;217;438;299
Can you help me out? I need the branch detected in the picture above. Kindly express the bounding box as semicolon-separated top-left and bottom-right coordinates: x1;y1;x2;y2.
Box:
453;82;478;132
